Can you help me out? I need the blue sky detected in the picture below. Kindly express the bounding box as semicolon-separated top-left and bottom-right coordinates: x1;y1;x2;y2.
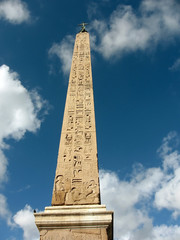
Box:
1;0;180;239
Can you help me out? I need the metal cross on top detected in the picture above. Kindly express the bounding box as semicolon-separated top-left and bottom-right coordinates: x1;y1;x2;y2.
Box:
78;22;88;32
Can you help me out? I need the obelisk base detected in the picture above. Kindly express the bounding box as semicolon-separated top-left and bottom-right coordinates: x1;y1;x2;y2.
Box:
34;205;113;240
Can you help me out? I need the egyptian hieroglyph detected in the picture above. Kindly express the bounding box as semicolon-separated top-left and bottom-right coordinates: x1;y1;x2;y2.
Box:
51;31;100;205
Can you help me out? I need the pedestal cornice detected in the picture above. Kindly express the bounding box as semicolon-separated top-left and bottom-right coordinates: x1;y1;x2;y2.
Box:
35;204;113;240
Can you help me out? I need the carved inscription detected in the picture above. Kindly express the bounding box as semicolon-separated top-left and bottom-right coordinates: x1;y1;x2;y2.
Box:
40;229;105;240
52;31;100;206
67;113;74;131
65;134;72;145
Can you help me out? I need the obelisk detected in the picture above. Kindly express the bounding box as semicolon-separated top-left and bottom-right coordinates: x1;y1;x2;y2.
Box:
35;24;113;240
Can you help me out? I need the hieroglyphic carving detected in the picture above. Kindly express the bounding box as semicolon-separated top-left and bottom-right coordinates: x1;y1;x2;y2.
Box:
76;109;83;117
85;132;91;144
52;31;100;206
73;154;82;178
65;134;72;145
68;93;75;111
84;146;92;154
63;147;72;162
70;180;99;203
78;71;84;86
85;99;91;110
74;145;83;153
76;96;83;109
52;175;66;205
85;89;91;100
40;229;106;240
74;130;83;145
85;111;91;129
52;176;99;205
67;112;74;131
77;87;84;100
75;117;83;131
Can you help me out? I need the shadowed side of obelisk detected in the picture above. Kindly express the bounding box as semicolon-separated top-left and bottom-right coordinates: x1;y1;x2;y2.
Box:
51;31;100;206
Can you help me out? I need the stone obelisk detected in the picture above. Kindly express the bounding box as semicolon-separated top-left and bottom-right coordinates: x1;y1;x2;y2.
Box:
35;24;113;240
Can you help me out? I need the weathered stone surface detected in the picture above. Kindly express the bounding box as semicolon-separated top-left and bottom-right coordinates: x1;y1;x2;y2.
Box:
51;31;100;205
35;205;113;240
35;31;113;240
40;228;107;240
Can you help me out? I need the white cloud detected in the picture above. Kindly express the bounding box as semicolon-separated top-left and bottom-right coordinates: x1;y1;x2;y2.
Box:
0;197;39;239
152;225;180;240
0;194;13;226
0;0;30;24
169;58;180;71
154;132;180;218
100;168;180;240
0;129;178;240
49;35;74;75
90;0;180;59
0;64;47;182
100;131;180;239
13;205;39;240
154;167;180;218
157;131;180;171
0;64;45;148
0;64;47;237
48;33;98;75
52;0;180;73
100;169;159;239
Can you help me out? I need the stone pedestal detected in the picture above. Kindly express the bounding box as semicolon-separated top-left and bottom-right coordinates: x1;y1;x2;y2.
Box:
34;205;113;240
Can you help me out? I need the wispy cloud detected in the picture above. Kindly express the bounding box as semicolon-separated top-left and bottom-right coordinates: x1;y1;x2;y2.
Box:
0;194;14;226
87;2;99;20
0;150;8;185
90;0;180;59
100;131;180;240
17;185;31;193
49;35;74;76
51;0;180;75
0;0;31;24
169;58;180;71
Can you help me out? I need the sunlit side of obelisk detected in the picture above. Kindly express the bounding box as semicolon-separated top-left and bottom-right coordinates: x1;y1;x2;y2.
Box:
34;24;113;240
